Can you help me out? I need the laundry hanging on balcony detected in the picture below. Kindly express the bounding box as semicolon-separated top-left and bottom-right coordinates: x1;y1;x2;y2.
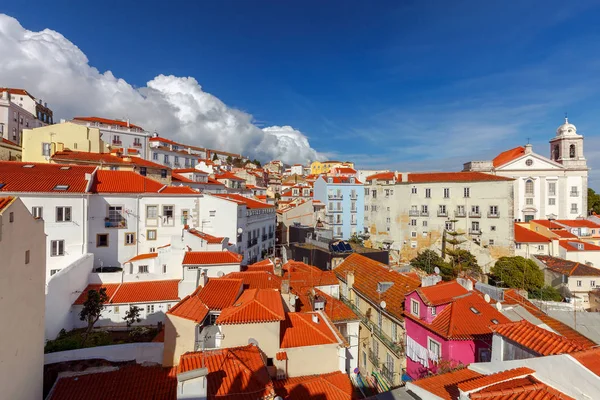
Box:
406;336;429;368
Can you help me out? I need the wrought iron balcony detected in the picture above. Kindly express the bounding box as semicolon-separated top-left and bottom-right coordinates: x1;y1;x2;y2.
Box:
409;210;419;217
268;232;274;239
328;194;343;200
469;228;482;235
437;210;448;217
487;212;500;218
381;365;395;385
104;219;127;229
262;234;268;241
469;211;481;218
420;211;429;217
368;349;380;367
455;210;466;217
252;238;258;245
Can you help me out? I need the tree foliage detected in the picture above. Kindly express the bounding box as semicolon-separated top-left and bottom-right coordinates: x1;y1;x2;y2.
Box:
410;250;447;274
79;288;109;345
348;233;363;246
588;188;600;215
529;285;563;302
123;305;142;329
212;153;219;161
448;249;482;279
490;256;544;292
226;155;233;165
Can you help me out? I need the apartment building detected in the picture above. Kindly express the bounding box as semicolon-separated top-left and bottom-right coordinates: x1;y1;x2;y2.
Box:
334;253;421;388
314;175;364;240
148;135;203;169
0;197;46;400
464;117;588;221
0;138;21;161
0;88;53;146
171;168;226;193
71;117;149;158
364;171;514;259
310;160;355;175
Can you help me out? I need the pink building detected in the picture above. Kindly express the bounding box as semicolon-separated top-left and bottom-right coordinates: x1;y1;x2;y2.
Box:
403;280;510;380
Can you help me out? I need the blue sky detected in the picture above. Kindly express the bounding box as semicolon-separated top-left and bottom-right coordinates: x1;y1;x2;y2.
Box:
3;0;600;183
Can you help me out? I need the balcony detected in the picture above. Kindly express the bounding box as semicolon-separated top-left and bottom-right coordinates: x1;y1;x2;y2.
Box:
330;208;344;213
112;140;122;145
571;191;579;197
104;219;127;229
420;211;429;217
252;238;258;246
437;210;448;217
269;232;274;239
133;142;142;148
350;193;358;200
455;210;466;218
469;228;481;235
351;220;357;225
333;219;343;225
368;349;380;367
469;211;481;218
328;194;343;200
247;240;252;248
262;234;268;241
340;295;403;356
409;210;419;217
381;365;395;385
487;212;500;218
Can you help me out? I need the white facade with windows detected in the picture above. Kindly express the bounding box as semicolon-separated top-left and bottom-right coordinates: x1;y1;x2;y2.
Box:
71;117;150;158
0;89;53;146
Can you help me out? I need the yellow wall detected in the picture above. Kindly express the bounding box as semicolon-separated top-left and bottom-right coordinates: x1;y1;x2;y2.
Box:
22;122;105;163
220;321;280;358
284;344;340;377
163;314;198;367
310;161;354;175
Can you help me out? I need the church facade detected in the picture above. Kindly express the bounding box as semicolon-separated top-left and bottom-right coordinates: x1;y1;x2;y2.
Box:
464;117;588;222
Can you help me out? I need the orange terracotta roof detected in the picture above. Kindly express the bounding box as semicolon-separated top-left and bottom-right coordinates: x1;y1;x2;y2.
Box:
245;259;275;273
73;116;144;130
365;172;395;182
213;193;275;209
532;219;564;230
198;279;243;310
178;344;274;400
214;171;245;181
0;87;32;97
469;375;575;400
490;320;584;355
415;281;470;306
1;138;20;147
159;186;198;194
167;286;209;323
569;347;600;377
93;170;166;193
559;240;600;251
149;136;179;146
332;167;357;174
273;371;354;400
493;146;525;167
407;171;513;183
182;250;243;265
534;255;600;277
171;172;195;183
51;150;168;170
280;312;339;348
0;196;15;213
173;168;206;174
283;260;340;287
221;271;282;290
47;365;176;400
0;162;95;193
335;253;421;321
410;367;482;400
110;280;180;304
188;229;225;244
294;288;359;322
125;252;158;263
514;224;552;243
552;229;578;239
321;176;362;184
216;288;285;325
556;219;600;228
457;367;536;392
73;283;120;305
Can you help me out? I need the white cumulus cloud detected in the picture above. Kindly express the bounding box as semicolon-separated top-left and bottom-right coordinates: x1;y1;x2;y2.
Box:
0;14;323;164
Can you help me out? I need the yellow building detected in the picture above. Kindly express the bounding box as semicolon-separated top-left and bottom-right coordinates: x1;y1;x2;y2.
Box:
310;160;354;175
22;122;105;163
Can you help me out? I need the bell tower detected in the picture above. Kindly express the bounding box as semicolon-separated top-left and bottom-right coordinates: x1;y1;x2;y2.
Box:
549;116;587;170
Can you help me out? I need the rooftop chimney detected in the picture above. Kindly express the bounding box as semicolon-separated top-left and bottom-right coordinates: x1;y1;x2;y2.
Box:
312;314;319;324
346;271;354;290
274;258;283;277
126;119;130;128
524;143;533;154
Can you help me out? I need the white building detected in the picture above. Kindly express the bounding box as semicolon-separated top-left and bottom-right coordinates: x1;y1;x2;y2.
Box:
71;116;150;158
0;88;53;146
0;197;46;400
464;117;588;221
290;164;304;176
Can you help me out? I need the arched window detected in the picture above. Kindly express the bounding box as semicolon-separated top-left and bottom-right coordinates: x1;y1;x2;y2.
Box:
570;144;576;158
525;179;534;196
554;145;560;160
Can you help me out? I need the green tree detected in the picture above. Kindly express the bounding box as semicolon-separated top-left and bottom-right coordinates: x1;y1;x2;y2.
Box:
348;233;363;246
410;250;447;274
490;256;544;292
123;305;142;330
252;159;262;167
226;155;233;165
529;285;563;302
441;224;481;279
79;288;109;345
212;153;219;161
588;188;600;215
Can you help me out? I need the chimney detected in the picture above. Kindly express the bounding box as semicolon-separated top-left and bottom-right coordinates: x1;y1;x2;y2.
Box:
401;173;408;183
312;314;319;324
281;279;290;294
200;269;209;287
551;239;560;256
177;367;208;400
274;258;283;277
346;271;354;290
524;143;533;154
126;119;130;128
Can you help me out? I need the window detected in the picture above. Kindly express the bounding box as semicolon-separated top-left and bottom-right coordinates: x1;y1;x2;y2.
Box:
147;304;154;314
9;212;13;223
25;250;30;264
163;205;174;221
515;243;522;249
411;187;417;194
114;306;120;314
491;225;496;231
489;205;498;216
410;219;417;226
174;156;180;165
445;221;453;231
463;187;470;198
164;154;169;163
411;299;420;316
425;188;431;198
526;198;533;205
209;210;216;217
570;144;576;158
428;337;441;360
471;205;480;214
153;152;158;160
577;280;582;287
108;206;124;227
147;229;157;240
423;220;428;227
371;190;377;198
438;205;447;214
471;221;480;232
31;206;42;220
421;205;428;214
430;306;436;316
411;231;417;238
113;135;121;144
42;142;51;157
51;240;65;256
571;204;578;214
391;323;398;342
548;182;556;196
56;206;72;222
161;169;167;178
125;233;135;245
50;269;61;276
138;265;149;273
139;167;147;176
525;179;534;196
549;198;556;206
571;186;578;196
443;188;450;198
163;264;167;274
146;205;158;219
489;239;495;246
365;188;369;196
96;234;109;247
591;281;596;287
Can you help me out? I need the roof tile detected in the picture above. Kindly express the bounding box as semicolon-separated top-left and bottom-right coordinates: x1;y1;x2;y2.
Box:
273;371;354;400
407;171;513;183
280;312;340;348
216;288;285;325
0;162;95;193
182;250;243;265
73;116;144;130
514;224;551;243
73;280;180;305
410;367;482;400
535;255;600;276
493;146;525;167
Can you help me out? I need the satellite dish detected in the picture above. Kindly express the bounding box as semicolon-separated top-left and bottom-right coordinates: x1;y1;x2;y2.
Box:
484;294;491;303
248;338;259;346
217;271;225;277
495;302;503;311
380;301;387;309
237;227;243;234
434;267;440;275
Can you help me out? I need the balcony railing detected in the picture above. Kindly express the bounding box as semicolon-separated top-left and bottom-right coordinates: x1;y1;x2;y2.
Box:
487;212;500;218
455;210;466;218
269;232;274;239
381;365;395;385
469;228;481;235
571;191;579;197
340;295;403;355
351;220;357;225
112;140;122;145
331;208;344;213
469;211;481;218
247;240;252;248
350;194;358;200
262;234;268;241
437;210;448;217
328;194;343;200
133;142;142;147
368;349;380;367
105;219;127;229
252;238;258;246
409;210;419;217
420;211;429;217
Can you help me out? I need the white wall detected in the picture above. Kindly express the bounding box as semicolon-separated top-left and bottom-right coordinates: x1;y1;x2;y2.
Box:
44;342;164;365
71;299;174;329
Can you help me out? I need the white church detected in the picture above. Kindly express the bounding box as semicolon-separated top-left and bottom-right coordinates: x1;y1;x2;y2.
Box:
464;117;588;222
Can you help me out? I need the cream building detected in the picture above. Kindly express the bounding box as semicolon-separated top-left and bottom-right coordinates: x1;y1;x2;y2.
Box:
0;197;46;400
71;117;150;158
464;117;588;221
0;88;53;146
310;160;355;175
21;122;106;163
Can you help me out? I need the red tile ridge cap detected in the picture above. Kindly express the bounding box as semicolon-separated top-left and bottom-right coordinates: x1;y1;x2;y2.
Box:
457;367;536;393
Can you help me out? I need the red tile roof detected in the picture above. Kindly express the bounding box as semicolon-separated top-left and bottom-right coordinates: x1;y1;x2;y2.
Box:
532;219;564;230
0;196;15;213
171;172;195;183
188;229;225;244
570;347;600;377
0;87;33;97
178;344;274;400
300;289;359;322
73;280;180;305
456;367;535;392
198;279;243;310
407;171;513;183
273;371;354;400
216;289;285;325
93;170;165;193
410;367;482;400
47;365;176;400
0;162;95;193
283;260;340;287
365;172;395;182
221;271;282;290
51;150;167;170
556;219;600;229
335;253;421;321
159;186;198;194
1;138;20;147
167;286;210;323
321;176;362;184
415;281;470;306
213;193;275;209
493;146;525;167
73;116;144;130
125;252;158;263
407;291;510;340
490;320;584;355
552;229;578;239
559;240;600;251
215;171;245;181
534;255;600;276
173;168;206;174
280;312;340;348
245;259;275;272
514;224;551;243
182;250;243;265
469;375;574;399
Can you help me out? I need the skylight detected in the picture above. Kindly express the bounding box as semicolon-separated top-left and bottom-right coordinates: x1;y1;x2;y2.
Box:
53;185;69;191
469;307;480;315
22;164;35;168
59;166;71;170
491;319;499;324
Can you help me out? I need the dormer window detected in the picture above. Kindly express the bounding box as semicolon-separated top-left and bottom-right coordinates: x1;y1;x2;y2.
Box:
469;307;480;315
430;306;436;316
53;185;69;191
59;166;71;170
411;299;420;317
22;164;35;168
328;177;333;184
350;177;355;183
